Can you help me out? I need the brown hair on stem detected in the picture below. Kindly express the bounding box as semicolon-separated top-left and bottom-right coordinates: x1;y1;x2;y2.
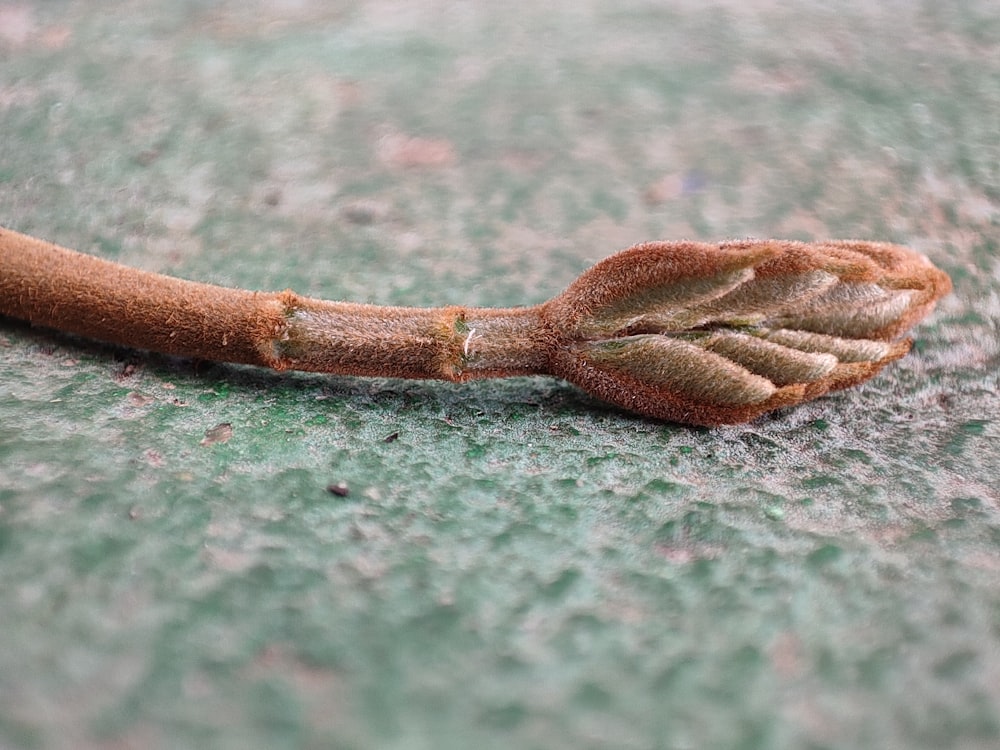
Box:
0;226;950;426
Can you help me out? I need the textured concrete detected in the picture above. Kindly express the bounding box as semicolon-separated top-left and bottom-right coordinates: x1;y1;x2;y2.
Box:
1;2;998;748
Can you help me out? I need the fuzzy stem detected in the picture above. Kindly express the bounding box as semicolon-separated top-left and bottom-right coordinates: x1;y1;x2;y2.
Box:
0;226;549;380
276;298;549;380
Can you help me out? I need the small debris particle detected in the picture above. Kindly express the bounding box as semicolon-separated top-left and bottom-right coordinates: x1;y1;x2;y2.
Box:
128;506;141;520
117;362;139;380
644;174;683;205
135;148;160;167
383;431;400;443
41;25;72;50
327;482;350;497
644;170;707;205
337;80;363;108
341;200;386;225
768;631;805;680
378;132;456;169
200;422;233;446
127;391;155;407
764;505;785;521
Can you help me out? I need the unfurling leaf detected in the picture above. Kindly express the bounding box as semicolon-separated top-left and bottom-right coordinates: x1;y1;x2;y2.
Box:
544;240;950;425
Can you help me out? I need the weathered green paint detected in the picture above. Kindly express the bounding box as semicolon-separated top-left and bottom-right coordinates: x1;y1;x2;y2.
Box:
2;2;998;748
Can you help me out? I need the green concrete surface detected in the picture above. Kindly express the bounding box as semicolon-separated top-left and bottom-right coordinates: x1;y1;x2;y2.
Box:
2;2;999;748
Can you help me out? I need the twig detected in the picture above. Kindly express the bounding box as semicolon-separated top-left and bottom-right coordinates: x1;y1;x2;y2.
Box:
0;226;950;425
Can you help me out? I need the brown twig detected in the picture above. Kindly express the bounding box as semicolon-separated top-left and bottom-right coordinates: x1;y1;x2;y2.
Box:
0;226;950;425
